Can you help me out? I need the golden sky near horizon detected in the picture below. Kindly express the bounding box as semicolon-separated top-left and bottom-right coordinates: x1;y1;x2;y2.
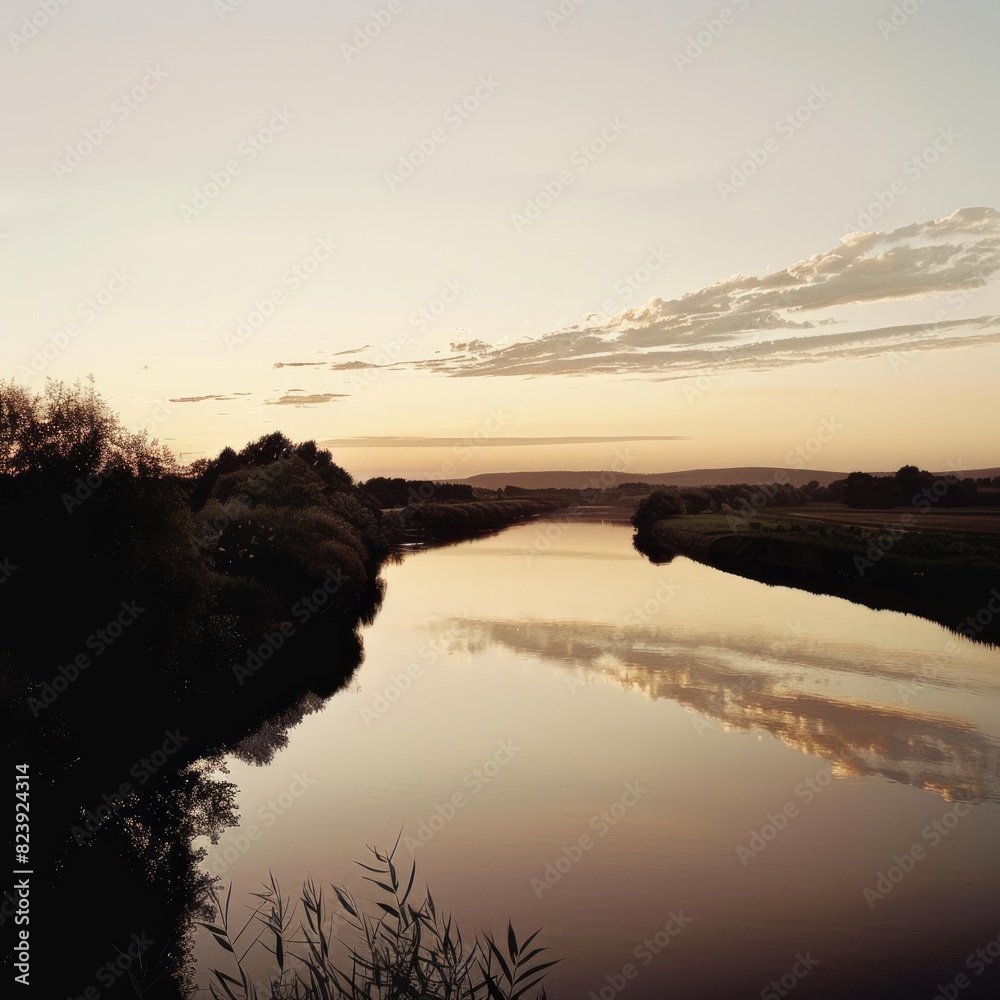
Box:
3;0;999;480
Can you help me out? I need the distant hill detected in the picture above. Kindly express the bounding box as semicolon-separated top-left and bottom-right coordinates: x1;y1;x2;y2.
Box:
449;467;1000;491
451;468;847;490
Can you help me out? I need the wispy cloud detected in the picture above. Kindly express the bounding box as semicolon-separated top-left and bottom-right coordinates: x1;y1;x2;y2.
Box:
401;207;1000;379
317;435;690;449
169;394;237;403
265;392;347;406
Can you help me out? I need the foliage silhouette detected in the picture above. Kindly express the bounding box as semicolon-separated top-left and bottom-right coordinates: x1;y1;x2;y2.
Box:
1;381;388;997
1;380;565;998
203;839;555;1000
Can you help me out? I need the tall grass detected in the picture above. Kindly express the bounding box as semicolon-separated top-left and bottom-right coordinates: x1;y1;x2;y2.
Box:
202;837;556;1000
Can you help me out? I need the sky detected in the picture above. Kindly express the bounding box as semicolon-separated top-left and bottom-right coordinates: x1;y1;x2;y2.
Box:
3;0;999;480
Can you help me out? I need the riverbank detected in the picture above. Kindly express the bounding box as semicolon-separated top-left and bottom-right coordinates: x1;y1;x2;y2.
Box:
386;498;568;545
634;510;1000;643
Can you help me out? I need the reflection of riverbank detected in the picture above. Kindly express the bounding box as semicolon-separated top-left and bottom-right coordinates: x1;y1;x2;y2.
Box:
392;506;635;557
538;505;636;524
387;499;566;547
3;592;380;999
432;615;1000;804
634;513;1000;645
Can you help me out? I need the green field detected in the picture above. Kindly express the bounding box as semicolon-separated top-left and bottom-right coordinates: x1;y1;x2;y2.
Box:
648;509;1000;575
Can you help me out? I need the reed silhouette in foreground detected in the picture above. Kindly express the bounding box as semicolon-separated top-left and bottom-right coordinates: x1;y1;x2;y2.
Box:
203;838;556;999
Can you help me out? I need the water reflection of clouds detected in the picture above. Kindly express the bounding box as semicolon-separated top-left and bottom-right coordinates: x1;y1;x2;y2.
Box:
432;616;1000;805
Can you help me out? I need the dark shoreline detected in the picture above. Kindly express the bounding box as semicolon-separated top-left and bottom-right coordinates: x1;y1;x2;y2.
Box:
385;498;568;546
633;512;1000;646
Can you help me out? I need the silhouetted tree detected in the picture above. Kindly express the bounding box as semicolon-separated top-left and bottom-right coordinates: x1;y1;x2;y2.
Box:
845;472;900;509
238;430;294;467
894;465;933;504
295;439;354;492
0;376;173;478
631;488;687;532
679;489;712;514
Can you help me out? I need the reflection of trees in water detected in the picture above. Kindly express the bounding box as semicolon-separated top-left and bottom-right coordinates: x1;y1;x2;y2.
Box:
0;380;387;997
3;579;382;996
432;616;1000;805
3;578;381;998
631;527;679;565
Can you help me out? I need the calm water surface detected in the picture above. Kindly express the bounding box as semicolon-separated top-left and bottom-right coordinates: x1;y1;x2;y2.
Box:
195;518;1000;998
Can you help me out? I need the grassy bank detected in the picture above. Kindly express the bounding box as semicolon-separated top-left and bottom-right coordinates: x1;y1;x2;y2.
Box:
646;510;1000;568
634;509;1000;643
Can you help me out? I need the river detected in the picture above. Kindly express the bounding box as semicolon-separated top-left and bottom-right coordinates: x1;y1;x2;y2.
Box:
193;515;1000;998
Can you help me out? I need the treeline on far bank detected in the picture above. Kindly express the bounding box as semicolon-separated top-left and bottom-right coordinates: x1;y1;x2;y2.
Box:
837;466;1000;509
628;478;1000;644
559;465;1000;515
